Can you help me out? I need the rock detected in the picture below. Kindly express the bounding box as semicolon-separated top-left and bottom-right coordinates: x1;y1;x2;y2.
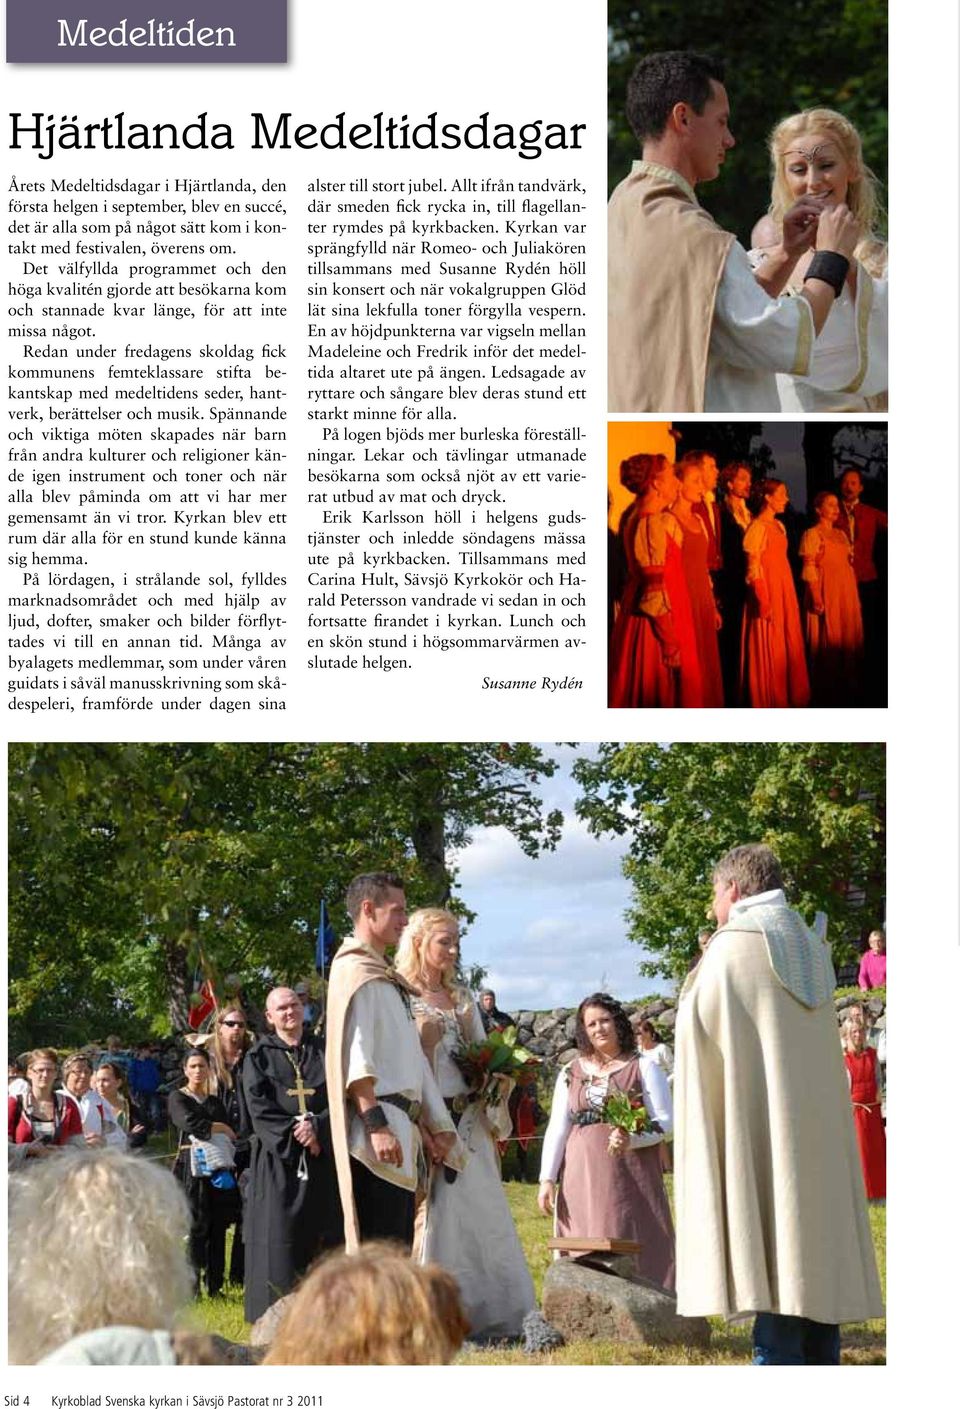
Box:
250;1293;295;1347
866;998;884;1018
533;1012;560;1037
542;1259;710;1348
556;1046;579;1067
640;999;669;1018
564;1014;578;1041
522;1309;565;1354
656;1007;677;1029
207;1334;264;1365
518;1011;537;1030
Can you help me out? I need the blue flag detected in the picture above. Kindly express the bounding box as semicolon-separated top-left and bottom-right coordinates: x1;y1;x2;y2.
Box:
315;898;336;974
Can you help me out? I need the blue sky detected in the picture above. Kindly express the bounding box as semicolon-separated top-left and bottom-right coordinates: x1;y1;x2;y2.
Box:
452;745;662;1012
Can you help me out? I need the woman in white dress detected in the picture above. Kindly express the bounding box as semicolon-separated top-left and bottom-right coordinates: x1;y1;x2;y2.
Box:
750;108;887;410
395;909;536;1341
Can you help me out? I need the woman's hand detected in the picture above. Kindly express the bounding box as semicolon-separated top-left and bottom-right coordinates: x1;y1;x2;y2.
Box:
607;1127;630;1157
212;1121;236;1141
816;203;859;259
537;1179;556;1216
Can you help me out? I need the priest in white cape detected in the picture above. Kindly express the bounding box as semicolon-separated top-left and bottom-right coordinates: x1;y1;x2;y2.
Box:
674;844;883;1365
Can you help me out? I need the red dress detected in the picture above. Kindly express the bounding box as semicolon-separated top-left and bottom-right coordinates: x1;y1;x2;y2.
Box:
844;1046;885;1199
609;510;703;708
674;514;724;707
800;525;865;705
740;518;810;708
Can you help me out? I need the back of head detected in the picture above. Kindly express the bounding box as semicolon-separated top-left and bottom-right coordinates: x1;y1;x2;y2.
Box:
713;843;784;900
8;1147;192;1363
345;871;405;924
263;1243;468;1365
626;50;725;144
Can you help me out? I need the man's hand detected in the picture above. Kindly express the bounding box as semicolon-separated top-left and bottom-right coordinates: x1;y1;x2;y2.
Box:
537;1179;556;1216
292;1116;314;1147
370;1128;403;1166
815;203;859;259
780;197;824;257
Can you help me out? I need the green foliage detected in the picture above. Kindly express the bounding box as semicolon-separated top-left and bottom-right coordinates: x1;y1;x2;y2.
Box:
574;743;885;982
8;743;561;1047
608;0;888;244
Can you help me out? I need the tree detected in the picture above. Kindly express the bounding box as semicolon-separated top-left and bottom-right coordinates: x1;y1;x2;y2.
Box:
8;743;562;1046
573;743;885;981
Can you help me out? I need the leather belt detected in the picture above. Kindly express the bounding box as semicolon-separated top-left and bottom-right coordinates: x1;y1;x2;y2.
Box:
381;1092;422;1123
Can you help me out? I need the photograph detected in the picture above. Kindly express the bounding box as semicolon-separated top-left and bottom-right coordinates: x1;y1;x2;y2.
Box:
9;741;885;1365
607;1;888;412
608;421;887;708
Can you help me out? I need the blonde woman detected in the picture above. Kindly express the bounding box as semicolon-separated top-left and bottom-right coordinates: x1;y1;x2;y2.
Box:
750;108;887;410
395;908;535;1341
9;1147;193;1363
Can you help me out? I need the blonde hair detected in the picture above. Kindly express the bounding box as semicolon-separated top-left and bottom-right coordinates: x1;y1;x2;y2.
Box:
841;1015;867;1052
264;1243;469;1365
8;1148;192;1363
768;108;886;276
394;907;462;996
208;1005;252;1092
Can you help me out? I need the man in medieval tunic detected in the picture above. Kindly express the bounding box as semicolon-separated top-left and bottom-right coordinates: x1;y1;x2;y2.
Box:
326;872;455;1252
608;51;859;411
674;844;884;1364
242;986;342;1322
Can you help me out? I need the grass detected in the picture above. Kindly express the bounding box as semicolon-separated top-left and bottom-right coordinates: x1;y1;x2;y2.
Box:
186;1178;886;1365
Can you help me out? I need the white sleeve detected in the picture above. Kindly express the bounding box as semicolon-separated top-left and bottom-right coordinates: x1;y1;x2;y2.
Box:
629;1060;673;1149
419;1049;454;1135
344;984;381;1088
539;1067;573;1183
711;243;814;376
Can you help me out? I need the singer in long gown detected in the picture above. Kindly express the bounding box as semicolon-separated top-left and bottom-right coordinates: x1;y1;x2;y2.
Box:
740;479;810;708
799;492;864;705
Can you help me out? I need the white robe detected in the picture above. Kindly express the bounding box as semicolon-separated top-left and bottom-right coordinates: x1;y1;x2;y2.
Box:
417;999;536;1339
749;250;888;410
674;891;884;1324
705;244;815;410
344;977;450;1191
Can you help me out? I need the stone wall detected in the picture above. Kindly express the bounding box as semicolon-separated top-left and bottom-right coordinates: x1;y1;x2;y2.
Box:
511;991;885;1071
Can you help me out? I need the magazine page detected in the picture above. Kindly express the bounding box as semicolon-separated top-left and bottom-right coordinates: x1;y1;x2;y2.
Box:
4;0;959;1402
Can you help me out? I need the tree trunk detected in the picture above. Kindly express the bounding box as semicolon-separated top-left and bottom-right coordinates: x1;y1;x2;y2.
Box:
161;932;193;1031
410;810;450;904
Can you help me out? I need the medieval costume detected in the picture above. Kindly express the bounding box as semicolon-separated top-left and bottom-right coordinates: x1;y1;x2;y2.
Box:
325;938;454;1252
845;1045;886;1200
413;995;536;1339
540;1055;675;1291
740;517;811;708
749;249;888;411
241;1030;341;1322
800;522;864;705
608;162;815;412
609;506;703;708
674;889;884;1337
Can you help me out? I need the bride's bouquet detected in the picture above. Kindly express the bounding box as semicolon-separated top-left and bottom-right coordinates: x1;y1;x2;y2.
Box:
601;1087;649;1156
450;1025;540;1112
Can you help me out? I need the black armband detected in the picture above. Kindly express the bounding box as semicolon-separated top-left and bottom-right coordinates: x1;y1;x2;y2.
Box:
803;251;850;298
361;1104;389;1133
